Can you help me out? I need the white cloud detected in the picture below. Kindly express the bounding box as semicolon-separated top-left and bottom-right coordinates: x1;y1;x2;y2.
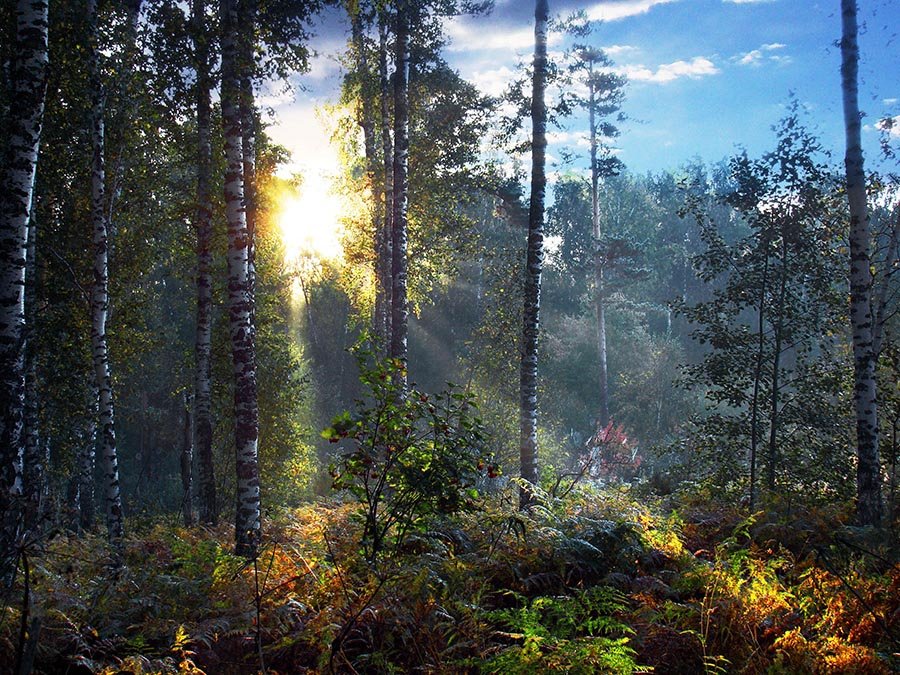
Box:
585;0;679;22
620;56;720;83
604;44;639;56
444;17;563;53
470;65;517;97
884;97;899;106
733;42;790;67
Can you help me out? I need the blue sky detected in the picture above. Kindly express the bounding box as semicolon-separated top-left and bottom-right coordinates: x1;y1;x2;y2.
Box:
265;0;900;182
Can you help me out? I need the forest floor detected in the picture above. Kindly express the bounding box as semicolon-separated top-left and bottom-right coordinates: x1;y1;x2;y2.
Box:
1;485;898;674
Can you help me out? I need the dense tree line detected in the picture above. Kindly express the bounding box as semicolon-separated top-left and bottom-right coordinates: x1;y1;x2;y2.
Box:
0;0;897;597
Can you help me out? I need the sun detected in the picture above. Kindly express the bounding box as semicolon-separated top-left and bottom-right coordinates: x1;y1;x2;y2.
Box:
278;171;344;266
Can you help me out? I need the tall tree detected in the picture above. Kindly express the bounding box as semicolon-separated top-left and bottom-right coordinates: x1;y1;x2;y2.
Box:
87;0;141;544
390;0;410;385
377;12;394;347
221;0;261;557
0;0;49;575
569;45;625;427
519;0;548;508
191;0;217;526
841;0;882;526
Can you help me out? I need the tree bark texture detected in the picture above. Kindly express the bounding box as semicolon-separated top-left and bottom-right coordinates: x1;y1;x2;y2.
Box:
87;0;125;544
519;0;549;509
222;0;261;558
390;1;410;384
22;218;42;531
0;0;48;581
378;14;394;349
841;0;882;527
192;0;217;526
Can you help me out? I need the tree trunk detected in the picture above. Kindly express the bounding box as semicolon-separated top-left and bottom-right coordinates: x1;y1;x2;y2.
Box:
22;217;42;531
0;0;48;583
748;251;769;512
351;3;388;345
519;0;549;509
378;13;394;349
390;1;410;384
87;0;125;544
239;0;257;315
767;241;788;493
841;0;882;527
222;0;261;557
77;413;96;532
588;59;609;428
191;0;217;526
181;395;194;527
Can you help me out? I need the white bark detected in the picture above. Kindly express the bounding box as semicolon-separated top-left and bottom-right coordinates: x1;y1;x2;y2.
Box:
88;0;125;543
841;0;882;526
222;0;261;558
0;0;49;562
519;0;549;508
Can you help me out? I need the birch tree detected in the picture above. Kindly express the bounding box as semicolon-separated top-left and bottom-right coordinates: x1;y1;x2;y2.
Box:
519;0;548;509
221;0;261;557
191;0;217;526
390;0;410;384
87;0;145;544
841;0;882;526
0;0;48;571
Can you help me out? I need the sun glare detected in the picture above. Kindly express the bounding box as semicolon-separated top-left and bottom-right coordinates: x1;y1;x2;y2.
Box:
278;171;344;265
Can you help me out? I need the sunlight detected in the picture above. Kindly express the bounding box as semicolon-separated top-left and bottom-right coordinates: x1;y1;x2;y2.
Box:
278;170;344;265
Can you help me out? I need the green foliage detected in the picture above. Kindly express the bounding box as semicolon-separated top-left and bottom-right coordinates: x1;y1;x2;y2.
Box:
480;588;641;674
326;340;491;564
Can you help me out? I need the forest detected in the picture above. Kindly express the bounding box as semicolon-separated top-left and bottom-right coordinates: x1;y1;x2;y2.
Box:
1;0;899;672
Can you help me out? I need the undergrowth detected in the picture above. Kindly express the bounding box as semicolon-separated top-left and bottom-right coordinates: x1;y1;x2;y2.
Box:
1;486;897;674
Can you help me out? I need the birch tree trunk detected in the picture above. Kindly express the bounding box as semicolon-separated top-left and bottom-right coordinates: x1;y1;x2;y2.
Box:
841;0;882;527
378;13;394;348
390;0;410;384
350;2;388;345
23;217;43;531
519;0;549;509
87;0;125;544
222;0;261;557
239;0;257;314
0;0;48;580
192;0;217;526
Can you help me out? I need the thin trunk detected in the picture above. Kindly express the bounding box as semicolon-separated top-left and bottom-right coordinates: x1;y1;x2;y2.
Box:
767;242;788;492
519;0;549;510
872;209;899;358
88;0;124;544
378;15;394;348
352;4;387;344
22;217;42;531
181;395;194;527
0;0;48;583
192;0;217;526
77;413;96;532
390;1;409;383
222;0;261;557
748;251;770;512
841;0;882;527
588;61;609;427
239;0;257;314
